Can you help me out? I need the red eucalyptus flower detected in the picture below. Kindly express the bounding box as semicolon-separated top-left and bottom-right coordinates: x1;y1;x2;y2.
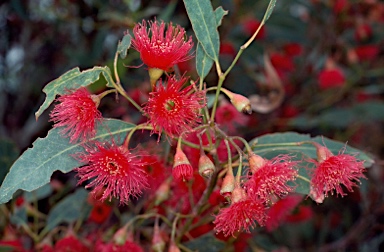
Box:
143;76;205;138
318;68;345;90
244;154;298;204
54;236;89;252
214;186;266;237
131;20;193;71
75;141;149;205
309;145;366;203
50;87;102;143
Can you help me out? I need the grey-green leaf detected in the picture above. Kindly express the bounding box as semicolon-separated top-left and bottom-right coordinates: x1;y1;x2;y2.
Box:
251;132;374;167
44;189;91;232
0;119;135;204
183;0;220;61
196;43;214;80
264;0;277;22
117;33;132;59
35;66;114;120
249;132;374;195
214;6;228;27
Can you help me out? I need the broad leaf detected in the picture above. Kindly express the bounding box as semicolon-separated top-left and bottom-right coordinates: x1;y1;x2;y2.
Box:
117;33;132;59
35;66;115;120
0;119;135;204
183;0;220;61
44;188;90;233
250;132;374;167
249;132;374;195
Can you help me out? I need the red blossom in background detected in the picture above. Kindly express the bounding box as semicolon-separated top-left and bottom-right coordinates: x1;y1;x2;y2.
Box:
143;76;205;138
214;186;266;237
245;154;298;204
309;145;366;202
265;195;303;232
215;102;249;134
131;20;193;71
318;68;345;90
75;141;149;204
95;240;144;252
54;236;89;252
50;87;102;143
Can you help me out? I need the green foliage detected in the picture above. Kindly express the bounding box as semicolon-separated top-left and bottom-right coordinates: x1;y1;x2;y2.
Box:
250;132;374;195
35;66;115;120
44;188;90;233
117;34;132;59
0;119;135;204
195;6;228;80
183;0;220;61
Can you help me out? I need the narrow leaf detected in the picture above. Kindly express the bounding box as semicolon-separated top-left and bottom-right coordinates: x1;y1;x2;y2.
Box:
264;0;277;22
196;43;214;80
117;33;132;59
35;66;114;120
44;189;90;232
183;0;220;60
0;119;135;204
214;6;228;27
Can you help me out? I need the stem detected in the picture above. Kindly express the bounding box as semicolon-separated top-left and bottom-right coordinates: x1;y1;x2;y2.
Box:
112;52;144;113
123;124;153;148
297;174;311;184
97;89;117;100
231;136;253;154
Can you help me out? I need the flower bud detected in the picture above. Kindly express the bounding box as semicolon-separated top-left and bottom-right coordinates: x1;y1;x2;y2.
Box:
248;153;266;173
220;169;235;198
198;154;215;178
222;88;252;114
230;185;247;203
152;220;166;252
148;68;164;90
313;143;333;163
155;179;171;206
168;241;181;252
172;146;194;182
309;186;325;204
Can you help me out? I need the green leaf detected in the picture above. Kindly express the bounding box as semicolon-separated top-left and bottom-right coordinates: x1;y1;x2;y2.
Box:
183;0;220;61
117;33;132;59
249;132;374;195
264;0;277;22
214;6;228;27
24;184;52;202
195;6;227;80
44;188;91;232
10;207;27;228
196;43;214;80
184;233;225;251
35;66;115;120
0;119;135;204
251;132;374;167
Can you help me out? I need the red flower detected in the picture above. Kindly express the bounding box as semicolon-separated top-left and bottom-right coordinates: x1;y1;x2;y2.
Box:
318;69;345;90
50;87;102;143
216;103;249;134
214;186;266;237
270;53;295;73
265;195;303;232
244;154;298;204
309;145;366;202
143;76;205;138
88;201;112;224
54;236;89;252
75;141;149;205
131;20;193;71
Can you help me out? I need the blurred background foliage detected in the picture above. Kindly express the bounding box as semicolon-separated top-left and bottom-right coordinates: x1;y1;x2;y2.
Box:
1;0;384;251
